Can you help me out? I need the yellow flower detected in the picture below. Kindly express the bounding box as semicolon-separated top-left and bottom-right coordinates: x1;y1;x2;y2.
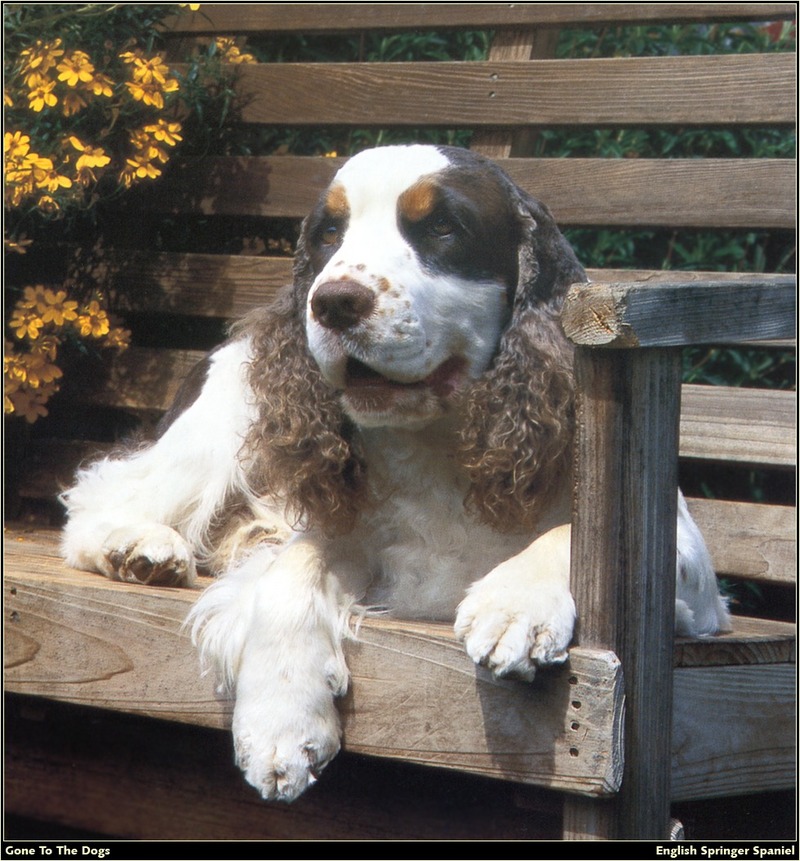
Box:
77;301;111;338
28;79;58;112
33;334;61;361
35;166;73;194
7;386;52;423
83;72;114;98
68;136;111;172
123;154;162;181
62;89;89;116
130;55;171;86
5;131;31;160
9;307;45;340
19;285;50;313
19;350;63;388
105;326;131;350
215;38;257;65
20;39;64;77
40;290;79;326
125;77;178;109
179;4;202;10
37;195;61;214
143;119;183;147
57;51;95;87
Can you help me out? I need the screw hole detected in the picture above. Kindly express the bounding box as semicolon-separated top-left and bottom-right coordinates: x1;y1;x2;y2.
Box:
568;675;578;685
571;722;580;731
569;748;579;757
10;611;20;622
571;700;582;710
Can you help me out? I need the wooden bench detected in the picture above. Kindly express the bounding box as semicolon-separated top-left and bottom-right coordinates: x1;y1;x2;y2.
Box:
5;3;796;841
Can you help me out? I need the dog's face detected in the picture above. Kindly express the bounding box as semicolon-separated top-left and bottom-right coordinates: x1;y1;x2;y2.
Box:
301;145;526;428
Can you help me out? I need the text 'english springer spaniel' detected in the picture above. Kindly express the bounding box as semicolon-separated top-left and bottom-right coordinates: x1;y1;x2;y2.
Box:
61;144;730;802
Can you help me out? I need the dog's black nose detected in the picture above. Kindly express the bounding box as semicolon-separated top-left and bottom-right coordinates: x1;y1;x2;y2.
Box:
311;280;376;331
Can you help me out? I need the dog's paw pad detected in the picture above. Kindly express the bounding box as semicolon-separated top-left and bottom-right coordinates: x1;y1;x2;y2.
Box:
103;525;196;587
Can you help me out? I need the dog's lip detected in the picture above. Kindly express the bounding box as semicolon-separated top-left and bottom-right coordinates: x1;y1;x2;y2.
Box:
344;355;467;397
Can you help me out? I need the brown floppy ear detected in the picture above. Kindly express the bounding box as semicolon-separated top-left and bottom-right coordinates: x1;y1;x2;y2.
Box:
459;185;587;532
241;228;368;534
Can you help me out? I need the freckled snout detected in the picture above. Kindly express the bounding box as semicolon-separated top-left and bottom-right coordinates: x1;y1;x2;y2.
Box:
311;280;376;331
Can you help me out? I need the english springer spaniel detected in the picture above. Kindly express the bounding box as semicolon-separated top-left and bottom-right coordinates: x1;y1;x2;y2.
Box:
61;144;730;802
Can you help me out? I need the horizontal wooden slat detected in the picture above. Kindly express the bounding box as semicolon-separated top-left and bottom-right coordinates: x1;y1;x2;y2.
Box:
167;3;797;34
69;346;796;469
3;535;622;797
680;384;796;468
686;498;796;584
219;54;796;127
4;527;794;802
148;156;796;228
671;663;796;800
3;700;562;840
82;250;797;323
563;276;796;347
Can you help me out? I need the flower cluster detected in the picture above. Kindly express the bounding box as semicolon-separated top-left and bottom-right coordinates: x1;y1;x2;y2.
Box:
4;36;185;215
5;5;258;423
214;37;257;65
5;285;130;423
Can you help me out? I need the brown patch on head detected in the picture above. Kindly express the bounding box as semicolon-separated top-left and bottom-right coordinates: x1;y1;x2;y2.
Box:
325;182;350;218
398;177;439;223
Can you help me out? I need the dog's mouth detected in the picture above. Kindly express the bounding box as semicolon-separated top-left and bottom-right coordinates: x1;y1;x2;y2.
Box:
344;355;467;399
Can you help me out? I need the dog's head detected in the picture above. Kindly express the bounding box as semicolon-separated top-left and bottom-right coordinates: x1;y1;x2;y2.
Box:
295;144;585;428
247;145;585;532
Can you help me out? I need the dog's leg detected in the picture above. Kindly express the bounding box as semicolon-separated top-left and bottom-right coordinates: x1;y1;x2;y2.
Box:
189;537;355;802
60;340;255;587
455;523;574;681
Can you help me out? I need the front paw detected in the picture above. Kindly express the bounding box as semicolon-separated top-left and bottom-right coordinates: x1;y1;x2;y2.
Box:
233;684;341;802
454;580;575;682
102;524;196;586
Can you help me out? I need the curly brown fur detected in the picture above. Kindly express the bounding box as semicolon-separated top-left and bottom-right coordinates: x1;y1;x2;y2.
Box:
240;288;368;535
458;305;574;532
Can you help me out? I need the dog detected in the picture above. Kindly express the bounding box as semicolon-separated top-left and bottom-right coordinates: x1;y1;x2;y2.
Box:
61;144;730;802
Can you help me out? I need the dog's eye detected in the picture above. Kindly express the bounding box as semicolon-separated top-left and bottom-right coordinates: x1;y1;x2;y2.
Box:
321;224;341;245
428;213;455;238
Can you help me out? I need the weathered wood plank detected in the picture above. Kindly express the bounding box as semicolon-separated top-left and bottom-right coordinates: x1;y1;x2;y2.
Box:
5;527;793;805
571;347;683;837
671;663;796;801
3;699;562;840
686;497;796;584
3;537;623;797
674;616;795;668
563;277;796;347
213;55;795;127
166;3;797;34
147;156;796;228
680;385;796;469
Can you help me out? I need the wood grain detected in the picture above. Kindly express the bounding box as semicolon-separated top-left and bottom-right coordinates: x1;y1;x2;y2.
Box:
563;277;796;347
686;497;796;583
166;4;797;34
671;664;796;800
571;348;683;836
5;526;793;806
680;385;796;468
3;532;623;797
219;55;795;127
147;155;796;228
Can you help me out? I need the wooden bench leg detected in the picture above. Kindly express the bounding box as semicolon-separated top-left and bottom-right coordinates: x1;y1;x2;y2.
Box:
570;346;682;839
